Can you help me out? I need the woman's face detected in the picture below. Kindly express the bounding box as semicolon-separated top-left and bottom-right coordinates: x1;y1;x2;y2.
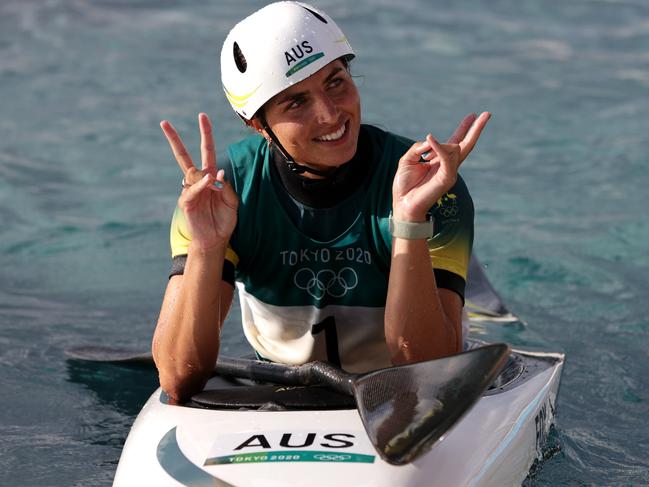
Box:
255;60;361;176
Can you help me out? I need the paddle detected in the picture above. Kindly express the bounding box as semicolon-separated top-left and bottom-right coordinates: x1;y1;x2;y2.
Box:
67;343;510;464
213;343;509;465
66;346;155;366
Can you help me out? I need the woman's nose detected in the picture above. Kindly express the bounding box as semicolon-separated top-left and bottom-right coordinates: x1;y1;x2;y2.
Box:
314;94;339;124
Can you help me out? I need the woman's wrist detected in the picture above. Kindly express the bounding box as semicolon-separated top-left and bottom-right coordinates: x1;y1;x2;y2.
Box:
391;205;429;223
188;240;229;259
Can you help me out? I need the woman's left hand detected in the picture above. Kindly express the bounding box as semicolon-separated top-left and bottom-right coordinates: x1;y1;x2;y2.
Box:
392;112;491;221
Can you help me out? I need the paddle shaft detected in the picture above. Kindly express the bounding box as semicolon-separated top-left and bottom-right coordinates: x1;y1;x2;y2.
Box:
64;347;355;395
215;357;354;396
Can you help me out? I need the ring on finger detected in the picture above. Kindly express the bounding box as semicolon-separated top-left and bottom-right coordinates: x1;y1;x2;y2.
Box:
181;177;188;188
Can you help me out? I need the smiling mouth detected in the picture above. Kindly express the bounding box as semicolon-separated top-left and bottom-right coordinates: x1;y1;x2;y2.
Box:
314;121;347;142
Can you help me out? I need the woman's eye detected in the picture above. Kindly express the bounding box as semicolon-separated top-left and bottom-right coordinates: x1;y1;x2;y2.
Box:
328;78;344;89
287;98;305;110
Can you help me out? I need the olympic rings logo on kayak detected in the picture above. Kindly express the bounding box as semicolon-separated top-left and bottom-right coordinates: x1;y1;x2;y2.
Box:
294;267;358;300
313;453;352;462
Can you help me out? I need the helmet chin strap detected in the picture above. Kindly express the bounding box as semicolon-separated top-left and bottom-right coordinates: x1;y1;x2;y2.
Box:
260;117;337;178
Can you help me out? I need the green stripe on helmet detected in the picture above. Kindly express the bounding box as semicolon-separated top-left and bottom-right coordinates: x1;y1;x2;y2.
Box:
285;52;325;77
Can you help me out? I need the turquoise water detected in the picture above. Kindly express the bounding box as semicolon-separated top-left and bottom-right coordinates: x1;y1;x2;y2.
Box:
1;0;648;485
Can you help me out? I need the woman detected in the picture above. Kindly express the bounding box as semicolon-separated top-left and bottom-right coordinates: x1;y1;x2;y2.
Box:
152;1;490;404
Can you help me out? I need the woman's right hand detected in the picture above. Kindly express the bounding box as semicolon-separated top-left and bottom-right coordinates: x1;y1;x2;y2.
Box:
160;113;239;251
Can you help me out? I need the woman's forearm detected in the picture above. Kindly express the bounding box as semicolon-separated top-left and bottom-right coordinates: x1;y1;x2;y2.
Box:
384;237;461;365
152;242;229;403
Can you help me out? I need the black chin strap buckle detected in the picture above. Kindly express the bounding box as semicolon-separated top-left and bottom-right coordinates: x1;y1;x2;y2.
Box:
286;161;307;174
286;160;334;178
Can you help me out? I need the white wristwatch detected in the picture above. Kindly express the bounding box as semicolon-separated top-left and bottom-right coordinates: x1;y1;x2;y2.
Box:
388;213;435;240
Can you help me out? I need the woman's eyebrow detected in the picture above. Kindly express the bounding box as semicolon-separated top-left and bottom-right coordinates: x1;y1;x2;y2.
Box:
274;66;345;106
275;90;306;106
323;67;344;83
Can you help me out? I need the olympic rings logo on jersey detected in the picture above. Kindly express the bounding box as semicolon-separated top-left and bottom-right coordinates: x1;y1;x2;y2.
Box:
294;267;358;300
313;453;352;462
440;205;458;218
435;192;459;219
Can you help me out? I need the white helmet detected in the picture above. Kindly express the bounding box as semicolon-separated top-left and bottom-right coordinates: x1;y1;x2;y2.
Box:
220;1;355;120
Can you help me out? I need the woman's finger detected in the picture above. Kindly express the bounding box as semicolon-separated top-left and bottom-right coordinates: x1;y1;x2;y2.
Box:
213;168;225;189
459;111;491;160
447;113;478;145
210;169;239;212
427;135;447;163
199;113;217;172
206;169;225;192
400;138;434;165
160;120;195;174
428;135;461;169
427;135;461;163
181;173;214;204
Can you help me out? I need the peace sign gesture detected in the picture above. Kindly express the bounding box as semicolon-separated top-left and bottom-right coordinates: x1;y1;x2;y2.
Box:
160;113;239;251
392;112;491;222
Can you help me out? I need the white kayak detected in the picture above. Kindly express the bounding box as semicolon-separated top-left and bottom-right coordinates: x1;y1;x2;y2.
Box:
112;344;562;487
112;257;565;486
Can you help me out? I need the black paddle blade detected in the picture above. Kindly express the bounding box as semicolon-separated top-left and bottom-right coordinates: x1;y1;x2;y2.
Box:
65;346;155;367
352;343;510;465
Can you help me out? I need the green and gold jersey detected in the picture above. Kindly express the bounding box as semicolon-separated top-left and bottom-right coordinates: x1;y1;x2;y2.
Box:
169;125;474;372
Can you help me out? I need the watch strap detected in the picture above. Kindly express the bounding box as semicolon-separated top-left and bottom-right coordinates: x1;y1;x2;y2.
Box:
388;214;434;239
